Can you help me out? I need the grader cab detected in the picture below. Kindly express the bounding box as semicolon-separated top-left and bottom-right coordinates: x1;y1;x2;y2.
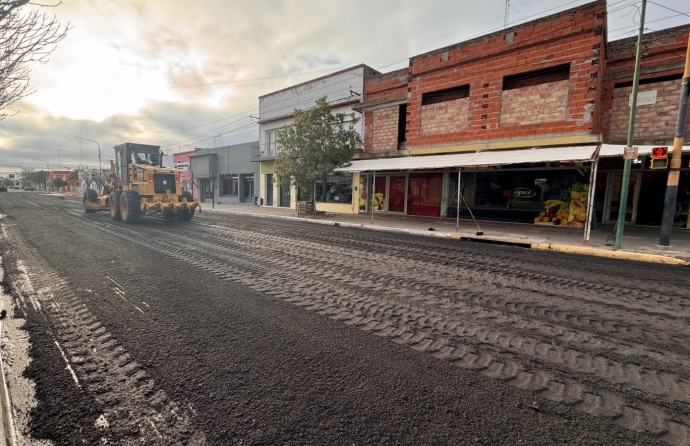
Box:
83;142;200;223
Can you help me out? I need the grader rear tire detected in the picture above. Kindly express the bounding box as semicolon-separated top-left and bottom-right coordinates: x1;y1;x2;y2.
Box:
83;189;98;213
120;191;141;224
109;191;122;221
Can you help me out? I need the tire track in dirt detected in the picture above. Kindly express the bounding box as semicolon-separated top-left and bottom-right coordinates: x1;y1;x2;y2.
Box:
0;221;205;445
26;196;690;444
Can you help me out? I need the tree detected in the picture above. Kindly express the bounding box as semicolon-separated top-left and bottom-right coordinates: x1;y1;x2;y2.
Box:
273;96;361;214
1;0;69;120
53;177;66;189
20;168;48;189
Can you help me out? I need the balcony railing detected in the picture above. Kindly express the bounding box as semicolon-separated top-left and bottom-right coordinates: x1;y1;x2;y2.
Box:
250;143;278;161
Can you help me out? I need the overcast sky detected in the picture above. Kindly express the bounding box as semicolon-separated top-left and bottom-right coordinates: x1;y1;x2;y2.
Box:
1;0;688;175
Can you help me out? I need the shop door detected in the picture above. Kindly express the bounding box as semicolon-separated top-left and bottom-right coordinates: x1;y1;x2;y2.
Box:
603;172;641;224
241;175;254;203
199;180;212;203
266;174;274;206
373;175;387;211
389;175;406;213
279;185;291;207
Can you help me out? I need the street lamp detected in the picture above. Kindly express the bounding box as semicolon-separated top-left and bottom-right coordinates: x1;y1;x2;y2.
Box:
74;136;103;192
74;136;102;174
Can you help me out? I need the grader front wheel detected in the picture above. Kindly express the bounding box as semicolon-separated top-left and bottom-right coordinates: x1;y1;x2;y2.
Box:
120;191;141;224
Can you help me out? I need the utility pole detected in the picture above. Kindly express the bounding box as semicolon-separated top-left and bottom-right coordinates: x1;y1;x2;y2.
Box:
74;136;102;176
615;0;647;250
658;33;690;246
504;0;510;28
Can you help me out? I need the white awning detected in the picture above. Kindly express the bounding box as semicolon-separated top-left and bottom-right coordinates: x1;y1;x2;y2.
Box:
598;144;690;157
337;145;598;172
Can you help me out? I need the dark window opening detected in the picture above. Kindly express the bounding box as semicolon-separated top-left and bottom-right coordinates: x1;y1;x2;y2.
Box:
421;85;470;105
503;64;570;91
613;73;683;89
397;104;407;144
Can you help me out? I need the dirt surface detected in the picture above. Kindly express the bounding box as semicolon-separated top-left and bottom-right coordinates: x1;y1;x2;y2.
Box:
0;192;688;445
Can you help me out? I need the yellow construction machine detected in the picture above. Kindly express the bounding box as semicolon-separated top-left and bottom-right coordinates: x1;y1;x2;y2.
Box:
83;142;200;223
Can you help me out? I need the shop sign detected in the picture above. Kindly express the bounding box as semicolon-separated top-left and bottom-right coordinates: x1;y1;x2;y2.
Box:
629;90;657;107
623;146;638;160
174;162;189;171
512;187;537;199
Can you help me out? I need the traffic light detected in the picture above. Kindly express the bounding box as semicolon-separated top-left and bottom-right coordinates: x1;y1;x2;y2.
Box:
649;146;668;169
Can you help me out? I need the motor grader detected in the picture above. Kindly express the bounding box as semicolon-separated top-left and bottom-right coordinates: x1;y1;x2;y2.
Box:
83;142;200;223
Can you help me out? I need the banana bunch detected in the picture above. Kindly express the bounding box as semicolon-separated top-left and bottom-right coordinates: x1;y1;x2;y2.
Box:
544;199;564;209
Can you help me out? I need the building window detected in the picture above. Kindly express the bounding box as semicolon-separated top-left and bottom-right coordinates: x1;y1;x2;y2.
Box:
314;172;353;203
398;104;407;146
503;64;570;91
221;174;238;196
421;85;470;106
265;130;279;156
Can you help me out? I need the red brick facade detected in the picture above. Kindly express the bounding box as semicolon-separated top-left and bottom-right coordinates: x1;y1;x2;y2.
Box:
361;68;408;153
601;24;690;144
500;80;569;127
371;106;400;152
358;3;690;155
405;1;606;149
421;97;469;135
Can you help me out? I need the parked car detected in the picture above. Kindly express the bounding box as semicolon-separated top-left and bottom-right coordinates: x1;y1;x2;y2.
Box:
24;186;34;191
0;186;7;192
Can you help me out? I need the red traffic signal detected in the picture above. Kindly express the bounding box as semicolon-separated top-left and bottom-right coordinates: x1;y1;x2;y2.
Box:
651;146;668;158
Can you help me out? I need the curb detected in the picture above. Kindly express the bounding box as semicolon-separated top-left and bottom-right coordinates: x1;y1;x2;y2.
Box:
206;208;689;266
531;242;690;266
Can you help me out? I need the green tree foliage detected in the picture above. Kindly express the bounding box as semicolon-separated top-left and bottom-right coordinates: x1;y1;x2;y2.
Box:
20;168;48;189
53;177;66;189
273;96;361;212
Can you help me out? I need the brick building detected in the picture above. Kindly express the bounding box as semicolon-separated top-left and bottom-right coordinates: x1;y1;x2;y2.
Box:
597;24;690;227
341;0;689;230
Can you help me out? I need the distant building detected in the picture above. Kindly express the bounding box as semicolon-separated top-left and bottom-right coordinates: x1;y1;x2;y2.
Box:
188;142;259;205
173;150;196;197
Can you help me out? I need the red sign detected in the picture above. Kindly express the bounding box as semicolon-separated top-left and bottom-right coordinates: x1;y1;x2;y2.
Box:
651;147;668;158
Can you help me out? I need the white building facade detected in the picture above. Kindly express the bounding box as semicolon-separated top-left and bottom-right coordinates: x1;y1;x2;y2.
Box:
255;64;378;211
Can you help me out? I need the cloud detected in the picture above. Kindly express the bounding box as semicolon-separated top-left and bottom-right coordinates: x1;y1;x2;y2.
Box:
2;0;689;177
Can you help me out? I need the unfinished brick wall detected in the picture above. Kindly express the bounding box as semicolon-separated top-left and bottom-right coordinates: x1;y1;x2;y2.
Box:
360;68;408;153
601;24;690;143
608;80;690;143
421;97;469;134
371;106;400;152
403;1;606;149
500;80;569;126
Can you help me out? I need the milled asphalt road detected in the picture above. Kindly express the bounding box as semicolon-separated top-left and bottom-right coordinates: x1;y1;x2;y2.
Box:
1;192;687;445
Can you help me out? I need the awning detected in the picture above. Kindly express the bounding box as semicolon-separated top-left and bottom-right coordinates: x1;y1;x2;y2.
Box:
598;144;690;157
337;145;599;173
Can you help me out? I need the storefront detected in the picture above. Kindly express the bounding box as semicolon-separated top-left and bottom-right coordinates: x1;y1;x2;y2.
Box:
342;144;690;232
596;145;690;228
345;146;599;229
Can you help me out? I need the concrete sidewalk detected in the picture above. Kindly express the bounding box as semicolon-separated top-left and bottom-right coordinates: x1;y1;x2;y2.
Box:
202;202;690;266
